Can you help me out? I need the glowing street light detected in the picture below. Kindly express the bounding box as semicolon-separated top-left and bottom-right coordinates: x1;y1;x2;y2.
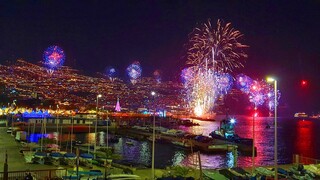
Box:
94;94;102;159
267;77;278;180
252;105;257;175
151;91;156;179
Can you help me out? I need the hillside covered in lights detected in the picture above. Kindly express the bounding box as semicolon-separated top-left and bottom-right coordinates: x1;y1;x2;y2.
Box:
0;60;258;115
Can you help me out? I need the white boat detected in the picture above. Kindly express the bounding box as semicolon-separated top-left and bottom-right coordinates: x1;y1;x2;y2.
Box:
294;112;308;118
125;141;134;146
23;151;35;163
161;129;186;136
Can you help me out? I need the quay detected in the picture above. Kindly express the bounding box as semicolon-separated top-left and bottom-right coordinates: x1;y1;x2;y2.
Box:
2;125;320;179
13;121;252;154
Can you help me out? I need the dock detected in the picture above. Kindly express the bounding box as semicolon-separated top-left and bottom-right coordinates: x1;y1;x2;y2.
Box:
116;127;251;154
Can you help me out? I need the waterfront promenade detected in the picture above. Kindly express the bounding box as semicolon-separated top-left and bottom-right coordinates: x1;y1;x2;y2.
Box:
0;127;58;172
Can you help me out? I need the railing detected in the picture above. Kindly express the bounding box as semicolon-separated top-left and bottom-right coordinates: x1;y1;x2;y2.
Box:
0;168;67;180
293;154;320;165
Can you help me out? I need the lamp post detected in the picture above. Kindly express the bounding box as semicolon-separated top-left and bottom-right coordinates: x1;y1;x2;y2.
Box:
252;105;257;175
151;91;156;179
267;77;278;180
94;94;102;159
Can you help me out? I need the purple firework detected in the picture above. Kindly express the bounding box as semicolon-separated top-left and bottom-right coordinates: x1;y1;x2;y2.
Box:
236;74;253;94
104;66;117;81
126;61;142;83
215;73;234;94
43;45;65;69
181;67;194;83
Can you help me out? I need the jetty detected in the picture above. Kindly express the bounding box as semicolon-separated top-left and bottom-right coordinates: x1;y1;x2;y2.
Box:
116;127;250;154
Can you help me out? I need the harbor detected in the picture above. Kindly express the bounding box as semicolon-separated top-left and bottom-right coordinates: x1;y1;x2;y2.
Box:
2;116;320;179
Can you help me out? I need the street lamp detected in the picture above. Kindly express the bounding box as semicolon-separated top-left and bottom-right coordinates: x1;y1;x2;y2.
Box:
151;91;156;179
94;94;102;159
267;77;278;180
252;105;257;175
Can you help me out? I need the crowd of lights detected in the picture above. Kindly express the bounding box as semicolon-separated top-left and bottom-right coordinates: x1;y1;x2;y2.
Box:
43;45;65;72
126;61;142;84
183;19;248;117
22;110;51;118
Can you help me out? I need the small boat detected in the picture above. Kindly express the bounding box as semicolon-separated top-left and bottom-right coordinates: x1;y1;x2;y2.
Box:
172;141;191;148
63;153;77;167
161;129;186;136
208;144;237;152
107;174;141;179
23;151;35;163
79;153;94;168
49;152;63;166
203;170;228;180
294;112;308;118
309;114;320;119
255;167;274;177
33;151;47;164
125;141;134;146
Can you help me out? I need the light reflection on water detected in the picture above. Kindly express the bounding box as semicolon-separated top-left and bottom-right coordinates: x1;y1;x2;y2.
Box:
28;116;320;169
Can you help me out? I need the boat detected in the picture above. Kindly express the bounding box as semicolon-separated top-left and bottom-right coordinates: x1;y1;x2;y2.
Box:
23;151;35;163
79;153;94;168
209;119;253;146
309;114;320;119
63;152;77;167
161;129;186;136
125;141;134;146
32;151;47;164
208;144;237;151
294;112;308;118
107;174;141;179
172;141;191;148
203;170;228;180
49;152;63;166
65;169;103;179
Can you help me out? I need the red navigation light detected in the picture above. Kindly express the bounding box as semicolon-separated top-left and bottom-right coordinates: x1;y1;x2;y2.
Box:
301;80;308;87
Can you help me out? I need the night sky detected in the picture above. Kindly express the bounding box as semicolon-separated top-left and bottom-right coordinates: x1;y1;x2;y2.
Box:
1;0;320;113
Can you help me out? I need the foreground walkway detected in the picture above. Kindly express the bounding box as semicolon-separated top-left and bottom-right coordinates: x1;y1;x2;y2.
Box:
0;127;58;172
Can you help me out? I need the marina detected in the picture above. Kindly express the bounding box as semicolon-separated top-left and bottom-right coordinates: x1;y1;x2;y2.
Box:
2;116;320;179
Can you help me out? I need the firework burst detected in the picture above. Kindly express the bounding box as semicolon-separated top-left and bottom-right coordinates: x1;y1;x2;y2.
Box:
236;75;281;111
183;66;217;116
126;61;142;84
43;45;65;74
183;19;247;116
186;19;248;72
104;66;117;81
